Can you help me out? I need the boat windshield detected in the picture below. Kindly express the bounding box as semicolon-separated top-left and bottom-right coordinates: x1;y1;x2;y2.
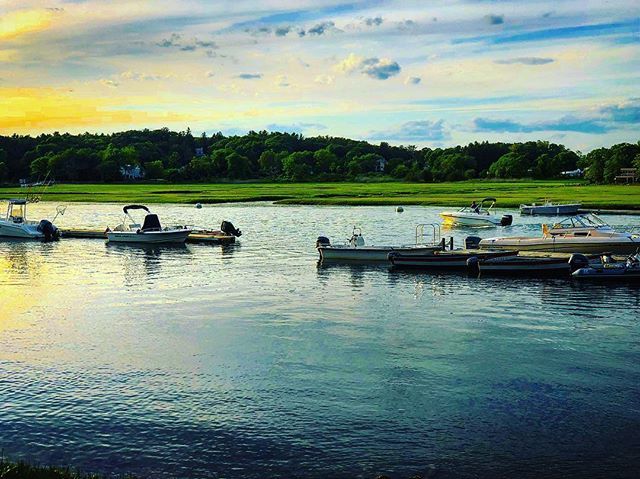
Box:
552;214;608;229
6;202;27;222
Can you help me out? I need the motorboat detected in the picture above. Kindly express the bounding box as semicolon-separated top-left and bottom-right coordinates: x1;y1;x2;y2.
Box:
0;199;63;241
478;214;640;254
106;205;191;244
572;253;640;280
440;197;513;227
469;253;598;276
316;224;445;262
388;249;518;270
520;200;581;216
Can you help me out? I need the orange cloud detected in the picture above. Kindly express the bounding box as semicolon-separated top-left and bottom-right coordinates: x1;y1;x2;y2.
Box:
0;9;54;40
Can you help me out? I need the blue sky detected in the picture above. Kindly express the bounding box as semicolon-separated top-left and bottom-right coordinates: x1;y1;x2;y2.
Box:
0;0;638;150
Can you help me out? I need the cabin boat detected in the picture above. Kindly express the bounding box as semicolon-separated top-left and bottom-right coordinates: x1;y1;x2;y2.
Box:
0;199;61;240
519;200;581;216
106;205;191;244
316;224;444;262
478;214;640;254
440;197;513;228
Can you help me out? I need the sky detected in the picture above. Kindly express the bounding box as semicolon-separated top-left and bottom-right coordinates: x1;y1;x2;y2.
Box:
0;0;638;150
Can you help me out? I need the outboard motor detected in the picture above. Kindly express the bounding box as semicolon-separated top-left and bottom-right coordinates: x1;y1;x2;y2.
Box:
316;236;331;248
466;256;480;276
568;253;590;272
500;214;513;226
465;236;482;250
37;219;60;242
220;220;242;237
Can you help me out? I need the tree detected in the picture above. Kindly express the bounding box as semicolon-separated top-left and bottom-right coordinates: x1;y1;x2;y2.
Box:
145;160;165;179
226;152;251;179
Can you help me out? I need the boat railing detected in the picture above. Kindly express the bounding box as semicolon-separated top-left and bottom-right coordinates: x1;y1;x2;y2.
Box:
416;223;441;246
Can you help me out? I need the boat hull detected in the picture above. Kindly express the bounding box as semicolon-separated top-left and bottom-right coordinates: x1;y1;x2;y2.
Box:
520;204;580;215
573;266;640;280
479;236;640;254
440;212;501;227
478;256;572;275
389;250;517;269
107;229;191;244
319;245;442;262
0;221;45;239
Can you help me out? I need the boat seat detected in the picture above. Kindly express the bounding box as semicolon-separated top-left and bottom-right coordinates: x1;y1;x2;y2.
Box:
141;214;162;231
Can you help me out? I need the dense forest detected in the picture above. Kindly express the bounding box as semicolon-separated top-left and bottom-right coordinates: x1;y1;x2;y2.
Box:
0;128;638;184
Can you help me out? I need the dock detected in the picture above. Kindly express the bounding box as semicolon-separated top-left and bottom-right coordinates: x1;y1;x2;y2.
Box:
61;229;236;245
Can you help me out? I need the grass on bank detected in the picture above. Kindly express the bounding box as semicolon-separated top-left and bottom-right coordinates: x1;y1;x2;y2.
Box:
0;180;638;209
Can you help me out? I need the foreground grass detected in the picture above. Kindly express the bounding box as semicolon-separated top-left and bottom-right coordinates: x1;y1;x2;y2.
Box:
0;180;639;209
0;458;135;479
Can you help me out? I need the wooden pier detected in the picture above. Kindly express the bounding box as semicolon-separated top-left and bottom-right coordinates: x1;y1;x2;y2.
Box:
61;229;236;244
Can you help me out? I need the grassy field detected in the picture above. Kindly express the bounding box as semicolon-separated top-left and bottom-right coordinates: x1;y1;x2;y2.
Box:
0;180;638;209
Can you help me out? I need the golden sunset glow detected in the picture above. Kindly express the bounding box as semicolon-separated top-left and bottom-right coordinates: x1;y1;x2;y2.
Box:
0;9;53;40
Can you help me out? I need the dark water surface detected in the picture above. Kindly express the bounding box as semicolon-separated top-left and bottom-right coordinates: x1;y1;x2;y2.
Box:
1;203;639;478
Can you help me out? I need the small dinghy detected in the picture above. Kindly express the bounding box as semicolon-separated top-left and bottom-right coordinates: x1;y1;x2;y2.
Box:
572;252;640;281
106;205;191;244
469;253;598;276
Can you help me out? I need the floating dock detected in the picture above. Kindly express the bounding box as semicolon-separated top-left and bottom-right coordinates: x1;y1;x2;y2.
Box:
61;229;236;244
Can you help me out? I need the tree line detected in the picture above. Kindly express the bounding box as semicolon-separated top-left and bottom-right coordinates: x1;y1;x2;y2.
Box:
0;128;637;184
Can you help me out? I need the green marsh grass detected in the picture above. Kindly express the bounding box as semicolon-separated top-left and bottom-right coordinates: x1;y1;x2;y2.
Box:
0;180;638;209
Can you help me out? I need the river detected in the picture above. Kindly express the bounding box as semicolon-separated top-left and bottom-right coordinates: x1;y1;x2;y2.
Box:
1;202;639;478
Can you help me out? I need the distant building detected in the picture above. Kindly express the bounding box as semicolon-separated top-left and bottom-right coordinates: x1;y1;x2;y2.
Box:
375;157;387;173
561;168;583;178
195;147;205;157
120;165;145;180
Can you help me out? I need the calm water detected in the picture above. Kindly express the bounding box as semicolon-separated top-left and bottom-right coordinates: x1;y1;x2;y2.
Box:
1;203;639;479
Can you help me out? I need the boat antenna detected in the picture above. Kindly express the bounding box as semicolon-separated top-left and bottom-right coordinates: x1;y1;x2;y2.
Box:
25;171;53;204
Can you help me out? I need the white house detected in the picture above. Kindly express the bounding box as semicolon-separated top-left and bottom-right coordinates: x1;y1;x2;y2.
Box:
120;165;145;180
195;147;205;157
375;157;387;173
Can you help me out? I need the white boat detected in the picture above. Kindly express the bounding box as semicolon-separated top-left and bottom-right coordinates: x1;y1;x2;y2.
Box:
0;199;62;240
106;205;191;244
316;225;444;262
478;214;640;254
572;253;640;280
440;197;513;228
519;200;581;215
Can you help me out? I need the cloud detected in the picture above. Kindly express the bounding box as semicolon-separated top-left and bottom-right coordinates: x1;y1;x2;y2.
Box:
485;14;504;25
157;33;182;48
206;71;215;78
335;53;401;80
473;99;640;135
600;99;640;123
157;33;217;52
369;120;449;141
364;17;383;27
307;21;336;36
405;76;421;85
314;74;334;85
237;73;263;79
494;57;554;65
275;26;291;37
99;79;119;88
275;75;289;87
472;117;608;134
0;9;55;40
